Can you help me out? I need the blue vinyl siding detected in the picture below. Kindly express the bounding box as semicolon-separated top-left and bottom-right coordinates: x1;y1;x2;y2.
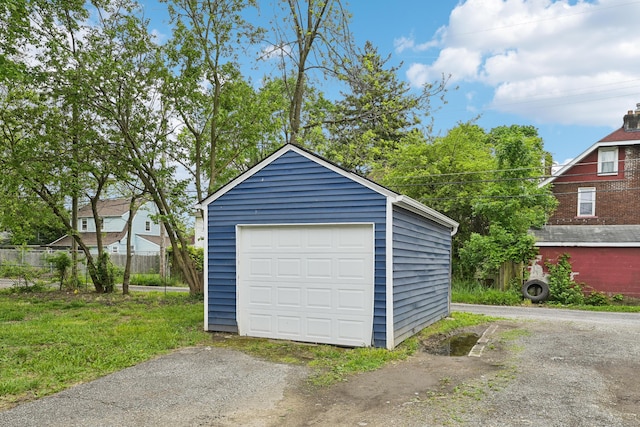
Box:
392;206;452;345
207;150;388;347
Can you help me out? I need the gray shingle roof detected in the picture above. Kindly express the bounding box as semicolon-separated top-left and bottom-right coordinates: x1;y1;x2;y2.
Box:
531;225;640;246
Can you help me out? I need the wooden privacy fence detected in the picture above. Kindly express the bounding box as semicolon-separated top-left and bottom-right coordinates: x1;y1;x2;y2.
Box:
496;261;524;291
0;248;161;275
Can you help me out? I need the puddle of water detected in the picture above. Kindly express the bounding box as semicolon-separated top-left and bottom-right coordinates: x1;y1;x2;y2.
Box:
434;332;480;356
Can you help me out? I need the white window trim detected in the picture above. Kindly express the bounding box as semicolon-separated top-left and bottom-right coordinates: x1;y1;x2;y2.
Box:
597;147;618;175
111;245;119;254
81;218;88;231
145;220;151;232
577;187;596;217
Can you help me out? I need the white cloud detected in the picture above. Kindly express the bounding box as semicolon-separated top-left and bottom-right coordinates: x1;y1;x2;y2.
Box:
261;43;292;60
401;0;640;126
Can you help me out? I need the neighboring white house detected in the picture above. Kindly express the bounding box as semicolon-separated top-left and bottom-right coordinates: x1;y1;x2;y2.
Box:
49;198;165;255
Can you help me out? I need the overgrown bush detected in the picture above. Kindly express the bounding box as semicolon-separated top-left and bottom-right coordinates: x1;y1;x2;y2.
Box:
45;251;71;290
545;254;584;305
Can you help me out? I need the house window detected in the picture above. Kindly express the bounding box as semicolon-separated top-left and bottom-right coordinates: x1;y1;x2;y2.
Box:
577;187;596;216
81;218;88;231
145;221;151;232
111;245;119;254
598;147;618;175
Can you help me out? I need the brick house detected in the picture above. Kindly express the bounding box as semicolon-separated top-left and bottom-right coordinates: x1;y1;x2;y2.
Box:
531;104;640;297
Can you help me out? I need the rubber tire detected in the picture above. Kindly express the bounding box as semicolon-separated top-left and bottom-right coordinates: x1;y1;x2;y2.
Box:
522;279;550;303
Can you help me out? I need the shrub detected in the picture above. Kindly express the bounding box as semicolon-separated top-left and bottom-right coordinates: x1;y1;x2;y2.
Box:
545;254;584;305
45;251;71;290
584;290;610;306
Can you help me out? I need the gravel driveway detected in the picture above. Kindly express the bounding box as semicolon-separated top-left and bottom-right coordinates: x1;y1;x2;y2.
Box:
1;304;639;426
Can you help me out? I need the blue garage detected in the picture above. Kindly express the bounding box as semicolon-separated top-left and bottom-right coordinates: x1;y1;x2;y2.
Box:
196;144;458;349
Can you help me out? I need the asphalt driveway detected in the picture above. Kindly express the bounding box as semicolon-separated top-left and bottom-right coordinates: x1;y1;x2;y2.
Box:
0;347;308;427
1;305;639;426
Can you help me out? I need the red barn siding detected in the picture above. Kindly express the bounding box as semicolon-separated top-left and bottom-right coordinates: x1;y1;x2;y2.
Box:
538;246;640;297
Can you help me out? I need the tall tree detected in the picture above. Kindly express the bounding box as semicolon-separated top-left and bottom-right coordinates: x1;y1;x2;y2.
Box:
268;0;353;145
78;0;204;293
0;0;122;292
163;0;269;197
315;41;448;173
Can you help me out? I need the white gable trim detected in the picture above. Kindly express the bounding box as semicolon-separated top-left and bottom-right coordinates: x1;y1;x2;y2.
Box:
196;144;396;207
541;139;640;187
195;144;459;233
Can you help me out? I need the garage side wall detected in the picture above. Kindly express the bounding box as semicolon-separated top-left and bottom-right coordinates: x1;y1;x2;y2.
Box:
207;151;389;347
392;206;452;345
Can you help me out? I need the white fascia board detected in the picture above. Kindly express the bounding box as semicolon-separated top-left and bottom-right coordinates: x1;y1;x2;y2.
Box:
194;144;398;209
290;146;399;198
541;139;640;187
393;195;459;236
195;145;292;209
536;241;640;247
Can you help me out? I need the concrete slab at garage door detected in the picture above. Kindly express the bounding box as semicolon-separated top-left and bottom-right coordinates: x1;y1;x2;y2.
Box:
237;223;374;347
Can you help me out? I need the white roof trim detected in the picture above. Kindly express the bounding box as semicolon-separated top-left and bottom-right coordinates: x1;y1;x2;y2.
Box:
197;144;395;207
393;195;459;235
194;144;459;234
541;139;640;187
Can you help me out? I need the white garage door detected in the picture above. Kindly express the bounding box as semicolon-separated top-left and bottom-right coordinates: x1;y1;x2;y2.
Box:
237;223;375;347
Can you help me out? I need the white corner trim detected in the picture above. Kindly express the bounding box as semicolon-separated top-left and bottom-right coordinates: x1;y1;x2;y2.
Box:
385;198;395;350
202;204;209;331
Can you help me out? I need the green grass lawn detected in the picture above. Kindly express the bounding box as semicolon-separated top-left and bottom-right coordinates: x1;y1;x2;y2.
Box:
0;288;495;410
0;290;209;410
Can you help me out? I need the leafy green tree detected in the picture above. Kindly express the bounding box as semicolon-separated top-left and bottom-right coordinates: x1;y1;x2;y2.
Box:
0;0;133;292
163;0;272;198
376;123;493;254
459;125;557;280
75;0;204;294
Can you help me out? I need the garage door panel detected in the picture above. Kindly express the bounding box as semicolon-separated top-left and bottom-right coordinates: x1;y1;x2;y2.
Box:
337;319;368;341
276;287;301;307
276;258;301;277
247;286;272;305
306;288;332;309
276;316;301;336
306;317;332;339
307;258;332;278
337;258;368;279
337;289;367;310
238;224;374;347
248;314;272;333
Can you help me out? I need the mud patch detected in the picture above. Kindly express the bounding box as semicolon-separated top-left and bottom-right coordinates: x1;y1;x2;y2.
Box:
268;322;517;427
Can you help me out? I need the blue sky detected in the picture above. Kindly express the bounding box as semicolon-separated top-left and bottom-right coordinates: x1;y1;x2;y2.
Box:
146;0;640;165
